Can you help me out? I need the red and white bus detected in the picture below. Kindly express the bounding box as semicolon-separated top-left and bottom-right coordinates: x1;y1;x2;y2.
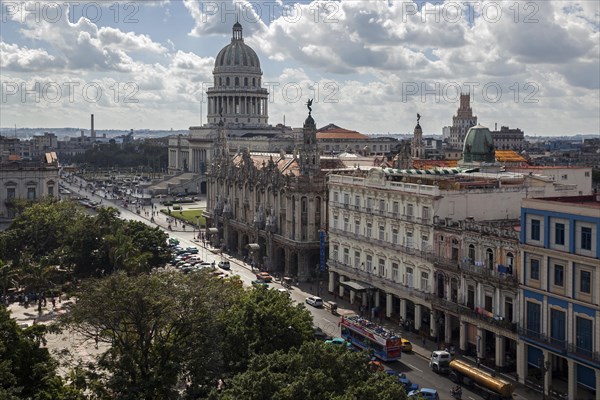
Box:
340;315;402;361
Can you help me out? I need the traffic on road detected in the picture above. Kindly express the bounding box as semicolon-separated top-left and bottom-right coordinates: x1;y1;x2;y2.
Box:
61;177;513;400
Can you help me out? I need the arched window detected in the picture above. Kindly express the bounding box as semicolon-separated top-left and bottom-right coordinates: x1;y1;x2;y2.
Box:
244;77;248;86
252;78;256;86
468;244;475;262
451;239;459;261
486;248;494;270
235;77;239;86
226;77;230;86
219;77;222;86
506;252;514;274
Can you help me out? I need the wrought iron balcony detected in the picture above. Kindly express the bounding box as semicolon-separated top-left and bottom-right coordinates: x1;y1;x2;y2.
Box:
519;328;600;365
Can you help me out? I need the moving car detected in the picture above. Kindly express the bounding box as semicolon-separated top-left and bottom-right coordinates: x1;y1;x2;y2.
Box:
401;338;413;352
397;373;419;392
218;261;231;270
325;337;353;349
255;272;273;282
408;388;439;400
313;325;332;341
305;296;323;308
251;279;269;288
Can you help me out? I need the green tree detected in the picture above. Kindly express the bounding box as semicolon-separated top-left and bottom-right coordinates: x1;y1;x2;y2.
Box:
61;271;243;399
60;272;316;399
0;306;83;399
221;287;314;374
0;260;18;300
216;341;407;400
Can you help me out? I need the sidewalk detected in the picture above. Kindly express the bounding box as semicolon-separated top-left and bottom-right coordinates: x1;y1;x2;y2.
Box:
297;284;544;400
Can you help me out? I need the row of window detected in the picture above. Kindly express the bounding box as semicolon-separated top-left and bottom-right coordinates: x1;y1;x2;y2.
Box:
5;186;50;200
331;193;431;220
526;301;594;352
331;245;430;290
331;216;430;248
529;218;593;251
528;258;593;294
215;76;260;87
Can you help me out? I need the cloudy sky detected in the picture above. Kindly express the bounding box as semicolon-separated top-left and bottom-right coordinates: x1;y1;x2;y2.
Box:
1;0;598;136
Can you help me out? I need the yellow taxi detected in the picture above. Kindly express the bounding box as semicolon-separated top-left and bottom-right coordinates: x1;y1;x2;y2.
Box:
401;338;413;352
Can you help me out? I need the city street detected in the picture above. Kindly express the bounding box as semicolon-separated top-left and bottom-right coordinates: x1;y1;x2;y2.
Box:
59;177;542;400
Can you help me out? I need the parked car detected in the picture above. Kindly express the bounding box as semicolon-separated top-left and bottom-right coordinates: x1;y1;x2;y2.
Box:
408;388;439;400
305;296;323;308
218;261;231;270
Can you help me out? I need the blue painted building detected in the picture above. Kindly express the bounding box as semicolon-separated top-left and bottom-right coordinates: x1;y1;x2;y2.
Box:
519;195;600;400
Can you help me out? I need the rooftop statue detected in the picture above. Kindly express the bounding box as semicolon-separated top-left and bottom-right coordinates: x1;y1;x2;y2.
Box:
306;99;313;114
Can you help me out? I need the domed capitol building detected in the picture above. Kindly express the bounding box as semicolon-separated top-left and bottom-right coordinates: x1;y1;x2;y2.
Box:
167;23;298;193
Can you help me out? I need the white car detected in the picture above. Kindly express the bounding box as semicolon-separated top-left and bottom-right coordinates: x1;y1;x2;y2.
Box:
305;296;323;308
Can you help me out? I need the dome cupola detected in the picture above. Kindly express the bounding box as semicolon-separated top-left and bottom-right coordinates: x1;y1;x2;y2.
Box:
462;124;496;163
214;23;261;72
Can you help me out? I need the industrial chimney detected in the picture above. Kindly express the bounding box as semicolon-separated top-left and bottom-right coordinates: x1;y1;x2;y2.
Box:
91;114;96;140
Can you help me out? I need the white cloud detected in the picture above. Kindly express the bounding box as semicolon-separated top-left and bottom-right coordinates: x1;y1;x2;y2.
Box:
1;0;597;134
0;42;64;71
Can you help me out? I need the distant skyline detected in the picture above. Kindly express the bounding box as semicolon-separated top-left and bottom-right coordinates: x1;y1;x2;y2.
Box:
1;1;598;136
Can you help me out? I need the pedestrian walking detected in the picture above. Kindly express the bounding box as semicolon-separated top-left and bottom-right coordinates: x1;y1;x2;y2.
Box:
422;336;426;347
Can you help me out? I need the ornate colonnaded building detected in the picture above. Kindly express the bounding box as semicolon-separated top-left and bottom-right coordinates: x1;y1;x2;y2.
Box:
204;107;331;281
326;123;591;378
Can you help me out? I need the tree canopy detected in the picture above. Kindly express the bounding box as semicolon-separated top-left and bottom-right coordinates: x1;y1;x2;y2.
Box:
0;306;83;400
61;271;315;400
0;200;170;284
216;340;407;400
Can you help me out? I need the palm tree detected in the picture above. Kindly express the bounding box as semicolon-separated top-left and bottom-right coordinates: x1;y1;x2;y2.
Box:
0;260;19;302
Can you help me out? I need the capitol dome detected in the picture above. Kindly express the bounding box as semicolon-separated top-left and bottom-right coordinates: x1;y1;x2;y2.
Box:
214;23;261;72
206;23;269;126
462;124;496;163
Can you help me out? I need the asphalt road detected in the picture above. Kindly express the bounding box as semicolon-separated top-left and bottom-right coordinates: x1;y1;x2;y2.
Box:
62;179;488;400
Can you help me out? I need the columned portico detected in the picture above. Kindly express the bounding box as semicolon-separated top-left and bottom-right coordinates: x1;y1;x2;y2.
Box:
459;321;467;352
567;359;576;400
516;341;526;384
495;335;505;368
400;299;407;320
415;305;422;331
386;293;393;318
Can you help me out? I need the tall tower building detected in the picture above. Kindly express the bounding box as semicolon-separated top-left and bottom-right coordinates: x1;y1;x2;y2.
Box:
448;93;477;149
299;103;320;176
411;114;424;160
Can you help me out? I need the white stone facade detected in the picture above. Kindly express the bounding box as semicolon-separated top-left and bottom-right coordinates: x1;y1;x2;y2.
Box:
0;155;59;223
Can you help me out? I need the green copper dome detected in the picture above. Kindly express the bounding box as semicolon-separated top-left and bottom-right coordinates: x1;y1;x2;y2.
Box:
462;124;495;163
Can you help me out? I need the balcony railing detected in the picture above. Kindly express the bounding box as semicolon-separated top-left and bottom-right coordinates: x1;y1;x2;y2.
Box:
329;201;429;226
518;328;600;366
567;344;600;364
460;260;518;287
520;328;600;365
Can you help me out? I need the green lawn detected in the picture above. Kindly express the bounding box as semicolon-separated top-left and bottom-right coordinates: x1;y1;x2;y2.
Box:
161;209;205;226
